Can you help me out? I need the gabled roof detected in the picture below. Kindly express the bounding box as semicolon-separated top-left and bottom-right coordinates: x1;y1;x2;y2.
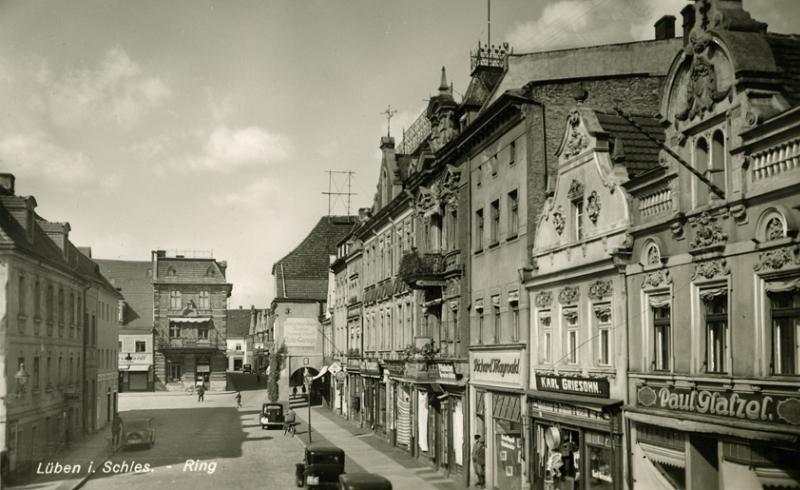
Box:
0;196;75;271
227;309;251;338
155;258;228;285
272;216;357;301
766;33;800;105
96;259;154;332
595;112;665;178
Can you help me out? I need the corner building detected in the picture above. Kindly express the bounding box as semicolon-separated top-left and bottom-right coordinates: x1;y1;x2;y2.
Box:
623;2;800;489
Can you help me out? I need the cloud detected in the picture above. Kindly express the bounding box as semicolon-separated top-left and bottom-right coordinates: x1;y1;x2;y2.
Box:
212;177;285;209
36;46;171;128
0;132;91;184
191;125;291;172
506;0;683;52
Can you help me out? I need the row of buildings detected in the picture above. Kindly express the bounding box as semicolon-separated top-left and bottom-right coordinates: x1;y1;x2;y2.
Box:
0;174;122;479
271;2;800;489
0;177;255;480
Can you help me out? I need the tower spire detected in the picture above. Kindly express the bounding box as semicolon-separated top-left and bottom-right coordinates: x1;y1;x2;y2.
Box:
439;66;449;95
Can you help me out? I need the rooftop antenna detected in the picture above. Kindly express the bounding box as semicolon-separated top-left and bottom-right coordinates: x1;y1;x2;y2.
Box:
380;105;398;137
487;0;491;48
322;170;357;216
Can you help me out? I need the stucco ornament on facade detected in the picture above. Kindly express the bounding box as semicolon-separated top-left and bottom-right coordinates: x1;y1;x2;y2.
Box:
690;212;728;250
534;291;553;308
558;286;579;305
587;280;612;300
563;110;589;158
586;191;600;223
414;164;460;218
553;206;565;236
567;179;584;200
766;217;786;241
643;270;671;289
692;258;730;280
754;245;800;272
675;56;730;122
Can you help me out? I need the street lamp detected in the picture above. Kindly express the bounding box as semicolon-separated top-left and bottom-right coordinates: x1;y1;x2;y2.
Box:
303;368;313;443
123;353;133;393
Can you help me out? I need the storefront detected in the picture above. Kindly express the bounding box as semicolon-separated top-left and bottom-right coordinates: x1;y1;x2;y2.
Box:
346;358;362;424
470;346;527;490
627;380;800;490
528;373;623;490
362;359;381;430
118;352;154;392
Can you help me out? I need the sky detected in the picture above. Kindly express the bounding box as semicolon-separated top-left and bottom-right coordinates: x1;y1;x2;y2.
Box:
0;0;797;308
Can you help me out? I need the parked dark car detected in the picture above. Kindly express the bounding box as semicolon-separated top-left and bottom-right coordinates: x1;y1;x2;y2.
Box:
338;473;392;490
295;444;345;488
242;364;253;373
122;418;155;449
260;402;288;430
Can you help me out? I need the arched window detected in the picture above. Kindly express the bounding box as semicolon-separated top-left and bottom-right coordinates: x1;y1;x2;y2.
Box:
643;242;661;265
695;137;710;205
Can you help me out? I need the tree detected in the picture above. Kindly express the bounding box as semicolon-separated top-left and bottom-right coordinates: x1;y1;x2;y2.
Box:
267;342;287;402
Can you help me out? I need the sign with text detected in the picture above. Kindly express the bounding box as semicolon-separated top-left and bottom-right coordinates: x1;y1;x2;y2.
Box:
118;352;153;365
437;362;456;380
636;385;800;427
283;318;319;353
536;373;610;398
470;350;523;388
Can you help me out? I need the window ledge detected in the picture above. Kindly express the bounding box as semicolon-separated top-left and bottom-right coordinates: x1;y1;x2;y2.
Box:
506;234;519;243
488;241;500;249
473;248;484;255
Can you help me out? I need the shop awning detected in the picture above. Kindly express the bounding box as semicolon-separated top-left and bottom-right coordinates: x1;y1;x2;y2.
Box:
638;442;685;469
493;394;521;422
169;317;211;323
528;390;623;412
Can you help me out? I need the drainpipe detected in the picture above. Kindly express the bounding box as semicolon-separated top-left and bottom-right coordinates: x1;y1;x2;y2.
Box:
81;283;91;435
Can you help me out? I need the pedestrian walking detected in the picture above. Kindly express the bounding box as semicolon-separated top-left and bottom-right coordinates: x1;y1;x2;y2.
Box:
111;415;123;450
472;434;486;488
197;384;205;402
235;391;242;408
283;408;297;437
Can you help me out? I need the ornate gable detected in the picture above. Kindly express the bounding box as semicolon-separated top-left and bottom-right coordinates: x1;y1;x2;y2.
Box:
414;164;461;218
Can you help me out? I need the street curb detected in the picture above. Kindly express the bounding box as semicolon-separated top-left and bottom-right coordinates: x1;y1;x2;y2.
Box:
65;443;114;490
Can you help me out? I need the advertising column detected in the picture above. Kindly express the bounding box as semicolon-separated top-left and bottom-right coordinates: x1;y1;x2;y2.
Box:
470;346;527;490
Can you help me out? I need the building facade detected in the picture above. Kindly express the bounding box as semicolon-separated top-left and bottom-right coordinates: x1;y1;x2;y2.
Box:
152;250;232;391
226;308;252;371
623;2;800;488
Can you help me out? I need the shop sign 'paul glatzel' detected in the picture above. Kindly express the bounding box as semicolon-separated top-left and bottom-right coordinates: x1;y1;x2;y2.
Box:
636;385;800;426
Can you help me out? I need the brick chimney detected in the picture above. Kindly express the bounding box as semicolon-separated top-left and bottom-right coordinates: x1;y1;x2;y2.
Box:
655;15;676;40
681;4;695;45
218;260;227;277
0;173;15;195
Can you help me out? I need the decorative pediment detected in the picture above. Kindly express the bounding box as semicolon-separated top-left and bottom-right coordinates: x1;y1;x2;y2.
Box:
182;300;198;317
534;291;553;309
558;286;579;305
643;270;671;289
692;258;730;280
567;180;584;200
754;245;800;272
674;55;731;122
588;280;613;300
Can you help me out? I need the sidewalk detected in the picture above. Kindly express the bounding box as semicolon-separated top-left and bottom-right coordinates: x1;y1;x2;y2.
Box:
294;406;465;490
7;428;113;490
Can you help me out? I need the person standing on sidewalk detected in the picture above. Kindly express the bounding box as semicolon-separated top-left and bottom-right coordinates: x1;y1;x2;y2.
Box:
235;391;242;408
197;384;205;402
472;434;486;488
283;408;297;436
112;415;123;450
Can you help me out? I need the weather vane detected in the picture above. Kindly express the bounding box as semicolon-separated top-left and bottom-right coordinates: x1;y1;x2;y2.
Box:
380;105;398;137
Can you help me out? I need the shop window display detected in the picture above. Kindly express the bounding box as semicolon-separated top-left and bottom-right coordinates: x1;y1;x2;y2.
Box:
494;418;523;490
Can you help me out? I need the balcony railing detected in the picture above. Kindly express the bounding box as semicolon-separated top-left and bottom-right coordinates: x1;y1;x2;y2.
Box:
157;333;223;351
398;250;445;288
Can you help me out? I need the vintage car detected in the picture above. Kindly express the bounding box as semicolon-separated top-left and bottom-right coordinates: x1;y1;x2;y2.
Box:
260;402;288;430
122;418;155;449
295;444;345;488
338;473;392;490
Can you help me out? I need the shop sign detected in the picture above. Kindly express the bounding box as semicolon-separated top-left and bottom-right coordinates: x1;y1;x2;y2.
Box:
329;362;342;374
470;350;523;387
283;318;319;353
437;362;456;380
196;365;210;373
536;373;610;398
118;352;153;365
529;400;607;422
346;358;361;371
636;385;800;426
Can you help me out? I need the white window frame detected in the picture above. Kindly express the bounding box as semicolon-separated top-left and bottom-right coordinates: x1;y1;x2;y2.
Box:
563;307;579;365
691;280;730;374
593;303;612;367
